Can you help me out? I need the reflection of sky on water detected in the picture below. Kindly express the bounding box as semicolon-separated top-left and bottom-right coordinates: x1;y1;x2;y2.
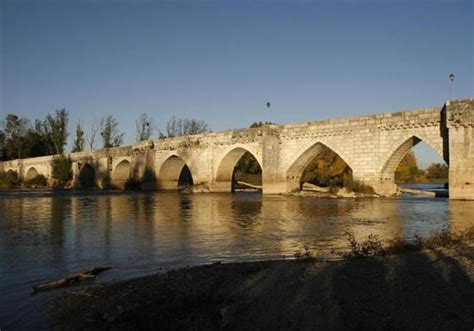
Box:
0;189;472;328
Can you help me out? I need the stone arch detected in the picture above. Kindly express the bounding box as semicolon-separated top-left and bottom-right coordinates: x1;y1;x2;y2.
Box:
111;160;132;189
78;163;96;188
215;147;262;192
286;141;353;192
25;167;39;181
157;155;194;191
379;134;445;179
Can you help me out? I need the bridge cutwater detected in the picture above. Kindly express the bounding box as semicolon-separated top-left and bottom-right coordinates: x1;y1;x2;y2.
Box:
1;99;473;200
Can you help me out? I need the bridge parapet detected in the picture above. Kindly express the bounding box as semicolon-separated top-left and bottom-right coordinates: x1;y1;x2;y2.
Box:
446;99;474;128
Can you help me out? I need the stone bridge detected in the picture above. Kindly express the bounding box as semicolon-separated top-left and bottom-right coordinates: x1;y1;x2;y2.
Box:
1;99;473;200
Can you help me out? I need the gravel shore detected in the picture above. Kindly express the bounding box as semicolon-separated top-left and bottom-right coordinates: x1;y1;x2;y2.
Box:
48;240;474;330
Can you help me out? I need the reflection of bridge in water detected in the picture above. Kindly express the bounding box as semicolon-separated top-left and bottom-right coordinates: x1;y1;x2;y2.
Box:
65;194;474;258
1;99;473;199
1;192;472;270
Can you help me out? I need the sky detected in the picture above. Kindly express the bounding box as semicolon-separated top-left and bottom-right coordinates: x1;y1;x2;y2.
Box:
1;0;472;168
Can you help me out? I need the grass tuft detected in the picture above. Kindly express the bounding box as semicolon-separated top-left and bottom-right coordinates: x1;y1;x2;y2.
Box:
293;245;316;260
343;227;474;258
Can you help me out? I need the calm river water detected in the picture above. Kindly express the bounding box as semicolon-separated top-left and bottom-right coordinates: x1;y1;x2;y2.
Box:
1;187;473;329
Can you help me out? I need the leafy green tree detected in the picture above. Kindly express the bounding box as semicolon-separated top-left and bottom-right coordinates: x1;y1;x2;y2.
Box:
23;120;50;157
72;122;85;152
100;115;124;148
50;155;72;183
1;114;29;159
45;108;69;154
425;163;449;179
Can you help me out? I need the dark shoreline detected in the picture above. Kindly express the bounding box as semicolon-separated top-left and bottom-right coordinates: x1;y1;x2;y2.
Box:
48;242;473;330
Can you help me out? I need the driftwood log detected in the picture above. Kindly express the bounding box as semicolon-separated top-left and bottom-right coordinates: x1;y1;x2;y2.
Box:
235;181;262;191
302;182;331;193
399;187;436;197
32;267;111;294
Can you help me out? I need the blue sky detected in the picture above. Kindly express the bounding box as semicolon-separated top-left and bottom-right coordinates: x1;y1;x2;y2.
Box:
1;0;472;168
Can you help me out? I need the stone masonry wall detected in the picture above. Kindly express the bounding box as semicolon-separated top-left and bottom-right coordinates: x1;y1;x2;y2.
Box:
1;99;473;199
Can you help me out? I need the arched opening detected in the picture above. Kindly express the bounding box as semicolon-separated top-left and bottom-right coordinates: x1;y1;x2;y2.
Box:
111;160;131;189
215;148;262;192
25;167;38;181
286;142;353;193
178;164;194;191
382;136;448;196
78;164;96;189
157;155;194;191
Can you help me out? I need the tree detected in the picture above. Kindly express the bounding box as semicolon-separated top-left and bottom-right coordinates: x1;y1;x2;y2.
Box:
166;117;209;137
1;114;29;159
50;154;72;184
234;152;262;174
394;151;420;183
182;119;208;135
88;116;100;150
23;120;50;157
425;163;448;179
0;129;5;160
45;108;69;154
166;116;183;137
72;122;85;153
100;115;124;148
300;147;351;187
135;113;155;141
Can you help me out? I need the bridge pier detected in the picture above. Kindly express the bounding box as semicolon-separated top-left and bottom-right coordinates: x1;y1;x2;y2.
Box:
446;101;474;200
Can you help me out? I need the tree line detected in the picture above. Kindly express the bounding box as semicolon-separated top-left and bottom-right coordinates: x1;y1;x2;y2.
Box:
395;151;448;182
0;110;210;161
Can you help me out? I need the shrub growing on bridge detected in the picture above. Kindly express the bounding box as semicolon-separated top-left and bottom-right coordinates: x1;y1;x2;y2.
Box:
0;171;19;188
50;155;72;185
24;174;48;188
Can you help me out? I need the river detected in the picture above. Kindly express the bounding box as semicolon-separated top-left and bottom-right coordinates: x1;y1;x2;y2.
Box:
0;187;473;329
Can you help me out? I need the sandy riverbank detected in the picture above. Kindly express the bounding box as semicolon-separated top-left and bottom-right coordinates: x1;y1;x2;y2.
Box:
47;234;474;330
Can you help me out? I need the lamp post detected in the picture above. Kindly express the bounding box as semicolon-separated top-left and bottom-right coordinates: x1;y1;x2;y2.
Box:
449;73;455;100
265;101;271;125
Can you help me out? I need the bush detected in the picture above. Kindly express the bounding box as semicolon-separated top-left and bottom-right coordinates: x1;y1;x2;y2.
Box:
293;245;316;260
343;227;474;258
25;174;48;188
342;174;353;191
124;177;141;191
351;180;375;194
0;171;19;188
51;155;72;184
341;177;375;195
